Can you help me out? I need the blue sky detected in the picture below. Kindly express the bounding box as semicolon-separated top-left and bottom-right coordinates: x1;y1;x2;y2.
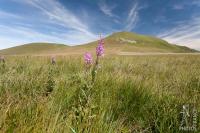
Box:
0;0;200;50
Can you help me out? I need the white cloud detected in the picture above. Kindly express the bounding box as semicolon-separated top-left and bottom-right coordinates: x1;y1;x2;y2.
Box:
172;1;200;10
191;0;200;7
158;17;200;50
99;1;116;17
19;0;96;38
0;24;96;49
0;10;22;19
125;2;139;31
154;16;167;23
172;4;184;10
0;0;99;49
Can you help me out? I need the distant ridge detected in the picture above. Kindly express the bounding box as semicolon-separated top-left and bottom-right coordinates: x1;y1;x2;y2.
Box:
0;31;198;55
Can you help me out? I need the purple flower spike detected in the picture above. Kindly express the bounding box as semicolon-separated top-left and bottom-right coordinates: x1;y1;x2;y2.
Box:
96;38;104;57
84;52;93;65
51;56;56;64
0;56;5;63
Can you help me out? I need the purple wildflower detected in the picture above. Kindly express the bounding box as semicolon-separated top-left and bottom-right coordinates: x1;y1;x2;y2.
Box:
96;38;104;57
0;56;5;63
51;56;56;65
84;52;93;65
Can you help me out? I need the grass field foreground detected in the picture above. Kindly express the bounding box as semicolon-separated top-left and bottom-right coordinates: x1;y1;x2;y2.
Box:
0;55;199;132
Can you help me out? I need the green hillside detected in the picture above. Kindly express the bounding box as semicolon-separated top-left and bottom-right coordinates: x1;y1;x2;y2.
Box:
0;43;68;55
0;32;197;55
102;32;197;53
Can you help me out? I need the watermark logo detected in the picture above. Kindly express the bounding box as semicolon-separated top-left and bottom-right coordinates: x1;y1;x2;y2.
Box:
179;104;198;132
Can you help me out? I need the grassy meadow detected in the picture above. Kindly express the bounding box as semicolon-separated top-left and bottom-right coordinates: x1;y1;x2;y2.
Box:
0;55;199;133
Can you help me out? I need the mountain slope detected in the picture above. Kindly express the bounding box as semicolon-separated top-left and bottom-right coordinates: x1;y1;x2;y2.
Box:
104;32;196;53
73;31;197;54
0;32;197;55
0;43;68;55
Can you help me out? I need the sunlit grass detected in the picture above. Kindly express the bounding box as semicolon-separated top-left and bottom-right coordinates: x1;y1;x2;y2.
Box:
0;55;199;132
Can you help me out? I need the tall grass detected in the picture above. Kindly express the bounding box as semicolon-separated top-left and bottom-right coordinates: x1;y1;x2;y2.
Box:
0;55;199;132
